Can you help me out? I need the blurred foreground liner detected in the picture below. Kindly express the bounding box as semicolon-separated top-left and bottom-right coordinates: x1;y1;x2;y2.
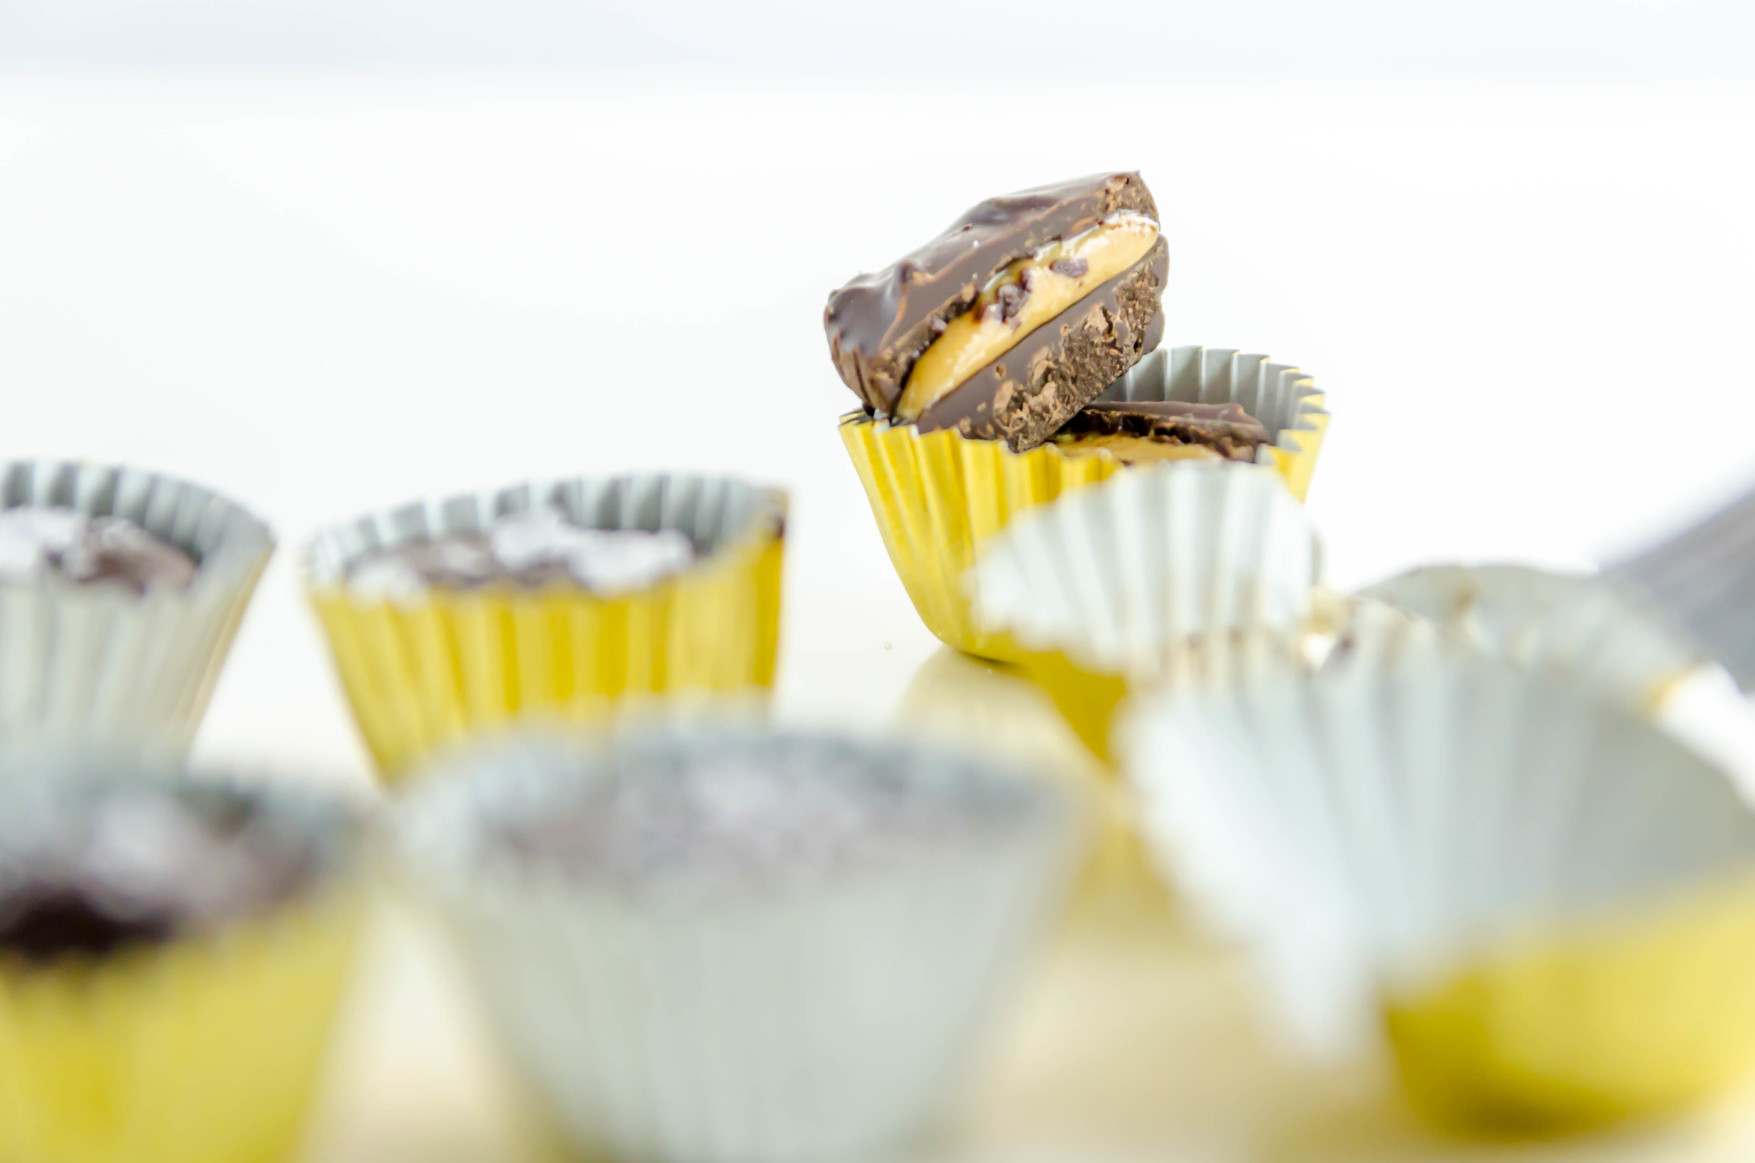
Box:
1358;562;1701;712
1124;657;1755;1131
0;459;273;753
0;755;366;1163
842;346;1328;662
395;722;1081;1163
306;473;786;781
1608;482;1755;693
968;460;1320;766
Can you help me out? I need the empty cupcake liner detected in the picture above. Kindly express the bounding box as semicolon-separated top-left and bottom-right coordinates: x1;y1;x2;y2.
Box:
0;460;274;752
396;725;1080;1163
1606;482;1755;693
841;345;1329;662
967;461;1322;764
305;473;787;780
1360;563;1701;712
1124;658;1755;1127
0;760;367;1163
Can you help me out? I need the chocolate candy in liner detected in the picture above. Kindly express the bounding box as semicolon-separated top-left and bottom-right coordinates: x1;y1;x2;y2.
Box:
396;725;1082;1163
1051;399;1274;464
0;459;275;753
0;755;366;1163
825;172;1167;452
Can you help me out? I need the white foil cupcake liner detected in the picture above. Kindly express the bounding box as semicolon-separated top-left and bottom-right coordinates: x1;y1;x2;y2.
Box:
969;461;1322;682
1607;483;1755;693
401;729;1074;1163
1122;658;1755;1123
0;460;274;752
1360;563;1701;711
396;725;1081;1163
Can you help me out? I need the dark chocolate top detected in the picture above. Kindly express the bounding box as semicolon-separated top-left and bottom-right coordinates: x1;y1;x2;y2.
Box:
0;792;320;965
1055;399;1273;460
0;508;197;594
347;508;697;599
824;172;1159;414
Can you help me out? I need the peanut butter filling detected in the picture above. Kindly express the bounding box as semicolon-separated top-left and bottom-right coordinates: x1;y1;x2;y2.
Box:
894;213;1160;422
1051;433;1223;465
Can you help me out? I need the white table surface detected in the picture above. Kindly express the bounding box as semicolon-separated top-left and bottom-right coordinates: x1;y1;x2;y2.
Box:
5;75;1755;1160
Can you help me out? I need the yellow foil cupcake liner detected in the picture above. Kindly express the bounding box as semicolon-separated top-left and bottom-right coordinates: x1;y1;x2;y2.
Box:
1126;658;1755;1130
842;346;1327;662
1385;872;1755;1130
306;474;786;780
0;770;366;1163
0;889;364;1163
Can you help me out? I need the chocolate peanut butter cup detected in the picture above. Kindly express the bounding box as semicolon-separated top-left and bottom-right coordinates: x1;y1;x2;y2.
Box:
841;345;1330;661
306;473;788;778
1052;399;1273;464
0;760;364;1163
398;724;1079;1163
826;172;1167;452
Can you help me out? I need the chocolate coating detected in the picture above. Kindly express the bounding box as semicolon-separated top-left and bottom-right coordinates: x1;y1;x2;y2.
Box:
0;508;197;594
499;745;1038;890
346;509;697;599
1053;396;1272;461
914;238;1169;451
0;792;319;965
0;890;177;963
825;172;1160;416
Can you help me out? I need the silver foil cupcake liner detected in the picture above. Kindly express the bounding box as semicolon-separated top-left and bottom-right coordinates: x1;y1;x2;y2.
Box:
0;460;274;752
1360;563;1701;711
1095;345;1329;483
396;724;1080;1163
1607;483;1755;692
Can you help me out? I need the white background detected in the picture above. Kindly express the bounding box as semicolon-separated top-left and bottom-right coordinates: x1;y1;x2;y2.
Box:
5;70;1755;777
6;6;1755;1159
6;0;1755;78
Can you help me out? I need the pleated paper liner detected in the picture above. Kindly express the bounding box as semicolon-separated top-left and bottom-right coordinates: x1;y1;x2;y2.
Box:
1606;479;1755;693
841;345;1329;662
1361;563;1702;713
396;725;1080;1163
0;766;366;1163
306;473;787;781
968;461;1324;767
1124;657;1755;1131
0;459;274;752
